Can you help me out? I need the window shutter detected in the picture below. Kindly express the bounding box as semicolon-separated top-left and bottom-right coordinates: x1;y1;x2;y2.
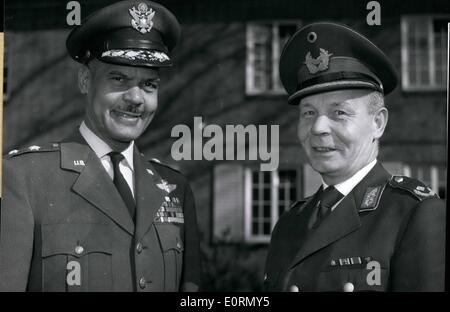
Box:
213;164;245;243
302;164;322;198
246;24;271;94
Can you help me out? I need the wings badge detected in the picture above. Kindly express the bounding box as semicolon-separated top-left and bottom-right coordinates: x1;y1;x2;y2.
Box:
157;179;177;194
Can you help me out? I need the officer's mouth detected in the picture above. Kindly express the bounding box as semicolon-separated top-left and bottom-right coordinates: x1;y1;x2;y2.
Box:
311;146;339;153
111;108;144;120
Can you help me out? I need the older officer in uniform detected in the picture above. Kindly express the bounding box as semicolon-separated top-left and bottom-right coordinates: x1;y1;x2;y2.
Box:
0;0;201;291
264;22;445;292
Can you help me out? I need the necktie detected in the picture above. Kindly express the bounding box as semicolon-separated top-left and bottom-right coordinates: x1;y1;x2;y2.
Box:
309;186;344;229
109;151;136;220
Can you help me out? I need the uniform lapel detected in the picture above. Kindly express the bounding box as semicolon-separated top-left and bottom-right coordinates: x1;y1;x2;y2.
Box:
289;192;361;268
289;162;390;268
60;135;135;235
133;148;166;241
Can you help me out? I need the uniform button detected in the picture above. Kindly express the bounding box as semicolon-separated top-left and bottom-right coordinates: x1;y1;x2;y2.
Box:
139;277;146;289
343;282;354;292
395;177;403;183
176;241;182;249
263;274;268;281
74;245;84;255
289;285;299;292
136;243;143;254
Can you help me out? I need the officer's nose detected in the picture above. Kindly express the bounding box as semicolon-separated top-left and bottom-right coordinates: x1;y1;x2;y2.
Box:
310;115;331;136
123;86;144;105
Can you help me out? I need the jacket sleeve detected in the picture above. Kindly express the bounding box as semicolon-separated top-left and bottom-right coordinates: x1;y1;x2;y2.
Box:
390;197;446;291
180;183;202;291
0;158;35;291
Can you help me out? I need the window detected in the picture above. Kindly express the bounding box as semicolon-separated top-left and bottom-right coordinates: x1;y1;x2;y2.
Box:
403;164;446;199
401;16;448;91
246;22;300;95
244;169;297;243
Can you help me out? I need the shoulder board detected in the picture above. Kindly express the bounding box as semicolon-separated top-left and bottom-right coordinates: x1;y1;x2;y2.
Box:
148;157;181;173
388;175;439;201
5;143;60;159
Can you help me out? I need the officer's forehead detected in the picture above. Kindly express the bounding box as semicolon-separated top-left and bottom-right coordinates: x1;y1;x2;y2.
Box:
299;89;373;107
89;59;160;79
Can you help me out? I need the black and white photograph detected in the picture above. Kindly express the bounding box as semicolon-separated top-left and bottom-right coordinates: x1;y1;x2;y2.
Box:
0;0;448;297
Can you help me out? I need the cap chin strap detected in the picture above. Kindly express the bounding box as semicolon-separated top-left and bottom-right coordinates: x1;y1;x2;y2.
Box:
297;71;382;92
288;80;383;105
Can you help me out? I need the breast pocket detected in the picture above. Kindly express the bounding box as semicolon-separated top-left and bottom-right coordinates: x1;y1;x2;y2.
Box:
41;223;113;292
317;265;389;292
154;223;184;291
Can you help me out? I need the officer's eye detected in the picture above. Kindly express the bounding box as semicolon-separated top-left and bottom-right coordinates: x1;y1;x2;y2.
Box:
335;110;348;116
301;110;315;118
111;76;125;83
143;80;159;91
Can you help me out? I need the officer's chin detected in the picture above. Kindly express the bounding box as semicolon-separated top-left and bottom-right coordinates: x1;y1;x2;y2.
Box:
112;129;143;143
105;123;143;142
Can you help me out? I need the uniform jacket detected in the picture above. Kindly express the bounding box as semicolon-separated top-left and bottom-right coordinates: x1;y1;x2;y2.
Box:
264;162;445;292
0;132;201;292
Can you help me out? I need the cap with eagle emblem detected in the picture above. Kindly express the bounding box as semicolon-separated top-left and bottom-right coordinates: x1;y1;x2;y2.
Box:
66;0;181;67
279;22;398;104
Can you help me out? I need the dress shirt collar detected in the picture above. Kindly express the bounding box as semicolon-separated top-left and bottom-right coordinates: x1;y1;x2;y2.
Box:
322;159;377;196
79;121;134;171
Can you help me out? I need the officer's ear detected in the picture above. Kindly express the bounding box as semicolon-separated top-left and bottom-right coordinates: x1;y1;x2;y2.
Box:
78;64;91;95
372;106;388;140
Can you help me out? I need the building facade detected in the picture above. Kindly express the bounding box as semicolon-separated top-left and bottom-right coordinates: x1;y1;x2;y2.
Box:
3;0;448;290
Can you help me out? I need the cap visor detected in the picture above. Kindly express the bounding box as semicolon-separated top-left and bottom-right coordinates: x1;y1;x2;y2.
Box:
99;49;172;67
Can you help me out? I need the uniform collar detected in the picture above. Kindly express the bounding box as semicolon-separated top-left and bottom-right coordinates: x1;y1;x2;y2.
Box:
323;159;377;196
79;121;134;171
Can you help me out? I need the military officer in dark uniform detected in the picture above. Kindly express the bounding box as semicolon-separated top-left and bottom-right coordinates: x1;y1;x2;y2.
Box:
264;22;445;292
0;0;201;291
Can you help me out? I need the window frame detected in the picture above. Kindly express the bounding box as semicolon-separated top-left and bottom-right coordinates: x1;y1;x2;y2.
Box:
246;20;301;96
401;15;448;92
244;167;299;243
403;164;446;197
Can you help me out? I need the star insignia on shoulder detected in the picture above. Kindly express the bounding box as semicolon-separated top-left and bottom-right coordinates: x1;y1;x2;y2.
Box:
6;143;60;158
28;145;41;151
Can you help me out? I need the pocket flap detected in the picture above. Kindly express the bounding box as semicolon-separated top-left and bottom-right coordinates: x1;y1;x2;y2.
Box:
42;223;112;258
318;267;388;292
154;223;184;253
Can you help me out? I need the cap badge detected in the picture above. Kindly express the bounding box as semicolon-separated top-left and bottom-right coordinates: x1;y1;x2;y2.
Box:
129;3;156;34
307;32;317;43
304;48;333;74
